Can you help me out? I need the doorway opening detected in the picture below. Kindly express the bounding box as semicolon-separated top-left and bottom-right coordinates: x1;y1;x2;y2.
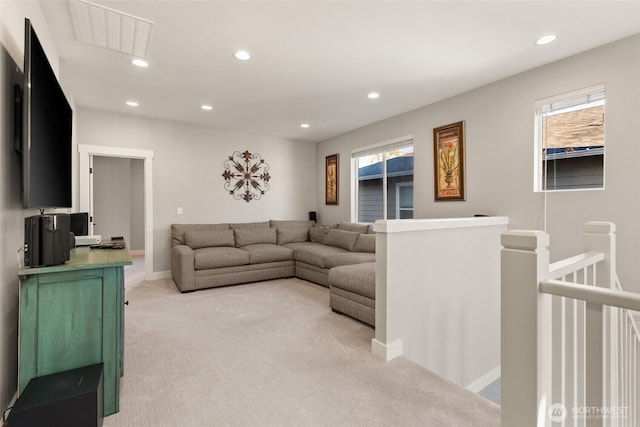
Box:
78;144;154;280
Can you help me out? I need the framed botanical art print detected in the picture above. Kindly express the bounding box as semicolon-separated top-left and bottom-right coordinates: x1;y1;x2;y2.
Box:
433;121;466;201
325;154;339;205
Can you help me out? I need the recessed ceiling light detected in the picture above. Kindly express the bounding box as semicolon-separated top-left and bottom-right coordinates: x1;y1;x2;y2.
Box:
126;100;139;107
536;34;557;45
201;104;213;111
234;50;252;61
368;92;380;99
300;123;310;128
131;58;149;68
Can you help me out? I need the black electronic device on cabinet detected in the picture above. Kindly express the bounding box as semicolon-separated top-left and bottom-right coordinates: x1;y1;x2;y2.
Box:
70;212;89;236
24;213;71;267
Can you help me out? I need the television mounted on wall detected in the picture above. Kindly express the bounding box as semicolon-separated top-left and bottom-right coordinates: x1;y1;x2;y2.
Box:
20;18;73;209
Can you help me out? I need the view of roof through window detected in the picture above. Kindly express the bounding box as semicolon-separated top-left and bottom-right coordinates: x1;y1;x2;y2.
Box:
543;102;605;150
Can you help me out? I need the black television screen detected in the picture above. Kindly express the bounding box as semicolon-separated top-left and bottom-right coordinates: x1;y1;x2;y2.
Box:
22;18;72;209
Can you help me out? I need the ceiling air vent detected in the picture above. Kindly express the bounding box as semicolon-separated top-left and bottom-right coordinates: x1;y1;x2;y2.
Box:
68;0;154;58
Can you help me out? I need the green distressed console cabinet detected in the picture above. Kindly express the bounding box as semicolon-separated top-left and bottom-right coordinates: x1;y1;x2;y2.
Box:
18;246;132;416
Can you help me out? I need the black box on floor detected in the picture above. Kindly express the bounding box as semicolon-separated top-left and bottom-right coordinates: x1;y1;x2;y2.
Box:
8;363;103;427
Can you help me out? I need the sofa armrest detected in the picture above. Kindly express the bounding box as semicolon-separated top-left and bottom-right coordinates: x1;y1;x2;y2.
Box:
171;245;195;292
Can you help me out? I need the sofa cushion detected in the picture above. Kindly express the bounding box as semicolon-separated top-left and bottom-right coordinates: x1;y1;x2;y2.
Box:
241;244;294;264
354;233;375;253
293;245;349;268
184;230;235;249
324;229;360;252
328;262;376;299
270;220;314;229
171;223;230;246
324;252;376;268
277;228;309;245
281;241;323;251
308;223;338;243
229;221;270;229
337;222;369;234
234;228;277;247
309;227;328;243
194;247;250;269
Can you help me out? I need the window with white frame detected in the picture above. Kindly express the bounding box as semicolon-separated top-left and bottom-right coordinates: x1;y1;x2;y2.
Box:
396;182;414;219
534;84;605;192
352;137;414;223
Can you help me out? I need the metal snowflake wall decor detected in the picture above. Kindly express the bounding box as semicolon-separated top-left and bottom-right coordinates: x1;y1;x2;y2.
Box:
222;150;271;202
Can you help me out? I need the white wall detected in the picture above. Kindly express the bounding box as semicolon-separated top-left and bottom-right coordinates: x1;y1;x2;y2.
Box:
130;159;145;250
76;109;318;272
372;217;508;388
0;0;62;410
92;156;144;249
93;156;132;243
317;35;640;292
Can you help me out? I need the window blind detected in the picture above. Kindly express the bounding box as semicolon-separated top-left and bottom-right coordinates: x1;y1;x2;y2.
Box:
535;84;605;115
351;135;413;158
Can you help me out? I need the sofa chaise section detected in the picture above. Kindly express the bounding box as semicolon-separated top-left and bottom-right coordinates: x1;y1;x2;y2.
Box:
328;262;376;327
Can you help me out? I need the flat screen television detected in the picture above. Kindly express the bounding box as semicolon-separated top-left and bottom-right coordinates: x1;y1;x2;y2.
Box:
21;18;72;209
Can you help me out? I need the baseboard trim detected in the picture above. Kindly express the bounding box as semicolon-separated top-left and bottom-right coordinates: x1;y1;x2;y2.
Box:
466;365;501;393
371;338;403;361
130;250;145;257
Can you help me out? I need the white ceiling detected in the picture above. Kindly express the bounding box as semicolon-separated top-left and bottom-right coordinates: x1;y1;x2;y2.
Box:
39;0;640;143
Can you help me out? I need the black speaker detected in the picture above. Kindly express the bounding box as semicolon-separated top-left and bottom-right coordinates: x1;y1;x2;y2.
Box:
8;363;104;427
24;214;71;267
70;212;89;236
309;211;317;222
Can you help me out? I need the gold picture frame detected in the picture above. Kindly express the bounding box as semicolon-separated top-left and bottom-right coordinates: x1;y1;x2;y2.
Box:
433;121;466;201
325;154;339;205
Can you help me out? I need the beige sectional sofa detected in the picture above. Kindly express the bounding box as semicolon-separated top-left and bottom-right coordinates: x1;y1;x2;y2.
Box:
170;220;375;293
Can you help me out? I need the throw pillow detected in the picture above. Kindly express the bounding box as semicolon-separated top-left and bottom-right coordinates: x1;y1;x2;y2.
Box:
234;228;277;247
309;225;332;243
184;230;235;249
323;229;360;252
277;228;309;245
354;233;375;253
337;222;370;234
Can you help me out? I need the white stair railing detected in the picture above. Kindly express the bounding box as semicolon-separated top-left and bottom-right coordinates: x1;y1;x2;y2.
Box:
501;222;640;427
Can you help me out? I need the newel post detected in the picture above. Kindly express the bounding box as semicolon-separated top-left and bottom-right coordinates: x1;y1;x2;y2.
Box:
583;221;616;289
583;221;615;424
501;230;551;427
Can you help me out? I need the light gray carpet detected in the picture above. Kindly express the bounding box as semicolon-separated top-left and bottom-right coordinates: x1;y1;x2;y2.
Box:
479;378;501;405
105;274;500;427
